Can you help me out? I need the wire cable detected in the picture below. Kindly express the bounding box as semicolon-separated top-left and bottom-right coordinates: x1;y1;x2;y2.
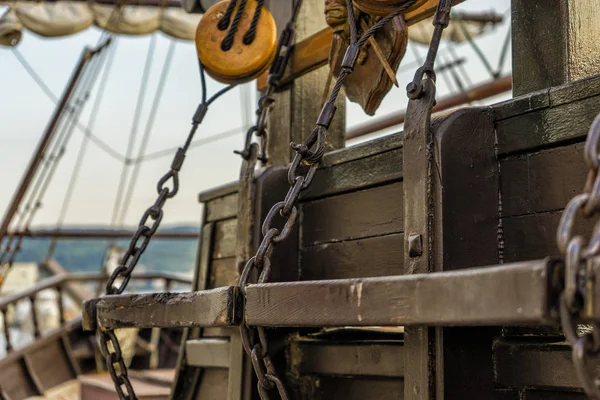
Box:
110;35;157;227
117;40;177;224
45;40;119;260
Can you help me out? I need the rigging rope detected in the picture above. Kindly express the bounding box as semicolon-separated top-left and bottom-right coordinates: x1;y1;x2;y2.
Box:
12;45;128;163
110;35;157;227
117;40;177;225
0;46;110;284
45;40;119;261
130;125;248;164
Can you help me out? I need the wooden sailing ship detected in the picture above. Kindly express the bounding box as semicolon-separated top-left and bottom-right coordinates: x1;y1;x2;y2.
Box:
1;0;600;399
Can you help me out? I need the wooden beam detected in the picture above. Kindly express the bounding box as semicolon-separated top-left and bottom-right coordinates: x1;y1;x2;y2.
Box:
82;286;240;331
257;0;465;90
244;260;559;327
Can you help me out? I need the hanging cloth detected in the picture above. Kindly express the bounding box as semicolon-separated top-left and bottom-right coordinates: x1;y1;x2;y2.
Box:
0;8;22;47
160;8;201;40
14;1;94;37
91;3;160;35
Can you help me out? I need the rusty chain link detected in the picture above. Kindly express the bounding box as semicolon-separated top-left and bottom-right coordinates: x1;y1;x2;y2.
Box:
235;0;304;163
99;63;237;400
237;0;446;398
557;112;600;400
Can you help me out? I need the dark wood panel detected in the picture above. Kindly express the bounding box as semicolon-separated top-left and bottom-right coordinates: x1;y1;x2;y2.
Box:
311;377;404;400
302;148;403;200
209;257;238;289
501;143;586;217
301;182;403;246
0;359;41;399
206;193;238;222
212;219;237;260
25;339;76;391
301;233;404;280
502;211;595;263
522;391;586;400
194;368;229;400
292;340;404;377
496;93;600;156
494;340;593;391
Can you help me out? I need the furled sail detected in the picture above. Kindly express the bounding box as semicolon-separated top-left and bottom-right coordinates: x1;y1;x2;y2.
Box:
0;8;22;47
0;1;201;46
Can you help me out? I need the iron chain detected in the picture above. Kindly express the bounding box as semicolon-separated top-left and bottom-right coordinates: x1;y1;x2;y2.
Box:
557;112;600;399
238;0;425;398
235;0;304;163
99;69;235;399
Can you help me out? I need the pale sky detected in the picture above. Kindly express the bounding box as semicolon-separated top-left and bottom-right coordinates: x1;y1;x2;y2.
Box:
0;0;511;229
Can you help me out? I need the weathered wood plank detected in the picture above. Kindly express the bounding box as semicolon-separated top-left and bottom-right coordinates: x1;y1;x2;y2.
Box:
194;369;229;400
323;132;403;168
301;183;403;246
84;287;239;330
502;211;595;263
300;233;404;280
0;359;41;399
522;391;586;400
312;377;404;400
198;182;239;203
291;340;404;377
494;340;594;391
209;257;238;289
501;143;586;218
186;339;230;368
206;193;238;222
245;260;556;327
212;219;237;260
496;93;600;156
24;339;76;391
511;0;600;96
302;148;403;200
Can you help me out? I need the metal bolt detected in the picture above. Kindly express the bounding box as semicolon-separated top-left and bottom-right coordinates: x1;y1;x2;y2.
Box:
408;233;423;258
406;82;423;100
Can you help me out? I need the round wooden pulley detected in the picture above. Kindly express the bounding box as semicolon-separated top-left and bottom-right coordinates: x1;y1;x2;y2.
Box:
353;0;429;16
195;0;277;84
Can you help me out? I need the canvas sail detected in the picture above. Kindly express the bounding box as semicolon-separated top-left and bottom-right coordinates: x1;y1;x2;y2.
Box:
0;1;201;47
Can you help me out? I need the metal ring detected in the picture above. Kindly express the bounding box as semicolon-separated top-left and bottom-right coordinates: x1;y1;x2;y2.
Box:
565;236;584;311
583;113;600;170
251;345;275;390
557;194;590;254
573;334;600;399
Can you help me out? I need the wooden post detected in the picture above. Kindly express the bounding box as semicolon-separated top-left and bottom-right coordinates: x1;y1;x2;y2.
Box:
511;0;600;96
30;296;40;339
266;0;345;166
57;286;66;325
2;308;12;353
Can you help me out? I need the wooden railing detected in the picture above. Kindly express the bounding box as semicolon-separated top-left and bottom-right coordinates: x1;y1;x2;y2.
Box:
0;272;191;354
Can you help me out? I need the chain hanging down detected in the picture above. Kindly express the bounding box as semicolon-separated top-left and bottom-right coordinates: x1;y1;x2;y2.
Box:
237;1;455;399
99;62;236;400
557;112;600;400
235;0;304;163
